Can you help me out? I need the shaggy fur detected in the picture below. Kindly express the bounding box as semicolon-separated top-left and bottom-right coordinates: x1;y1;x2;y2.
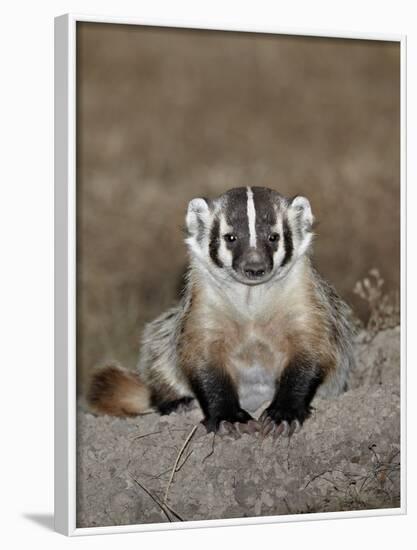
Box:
86;187;355;431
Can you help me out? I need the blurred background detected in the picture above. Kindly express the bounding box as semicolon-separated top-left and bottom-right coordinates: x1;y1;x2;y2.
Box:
76;22;400;389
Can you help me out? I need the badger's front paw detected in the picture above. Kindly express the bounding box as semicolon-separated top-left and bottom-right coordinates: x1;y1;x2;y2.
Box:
259;404;309;438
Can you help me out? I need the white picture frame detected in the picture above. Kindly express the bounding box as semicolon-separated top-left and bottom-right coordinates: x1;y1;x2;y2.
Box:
54;13;407;536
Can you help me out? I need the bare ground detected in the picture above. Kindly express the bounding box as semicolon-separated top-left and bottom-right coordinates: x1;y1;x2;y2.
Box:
76;325;401;528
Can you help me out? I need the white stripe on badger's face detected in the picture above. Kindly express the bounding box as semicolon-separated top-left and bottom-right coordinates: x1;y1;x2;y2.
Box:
270;214;284;267
217;212;234;267
246;186;257;249
185;187;314;289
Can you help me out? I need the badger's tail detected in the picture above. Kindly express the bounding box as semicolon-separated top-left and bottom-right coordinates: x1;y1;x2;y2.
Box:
86;364;152;417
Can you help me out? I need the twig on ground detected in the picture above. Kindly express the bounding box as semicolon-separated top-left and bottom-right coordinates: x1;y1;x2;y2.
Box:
163;424;198;505
129;430;161;441
176;449;194;472
151;449;194;481
304;470;331;489
163;502;185;522
128;473;173;522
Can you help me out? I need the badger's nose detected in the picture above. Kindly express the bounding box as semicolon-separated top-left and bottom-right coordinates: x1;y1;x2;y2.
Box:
242;260;267;280
241;249;269;281
245;264;265;280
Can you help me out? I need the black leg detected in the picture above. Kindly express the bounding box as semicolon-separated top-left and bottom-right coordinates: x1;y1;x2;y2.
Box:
157;396;194;415
262;356;324;432
188;366;253;432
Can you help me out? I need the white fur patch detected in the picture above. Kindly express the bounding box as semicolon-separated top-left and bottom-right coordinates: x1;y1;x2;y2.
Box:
246;187;257;248
186;198;210;235
218;213;234;267
237;363;275;412
288;196;314;259
271;211;286;268
185;197;212;262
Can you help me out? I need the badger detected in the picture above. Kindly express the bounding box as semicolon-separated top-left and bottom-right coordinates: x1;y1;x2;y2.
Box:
87;186;355;435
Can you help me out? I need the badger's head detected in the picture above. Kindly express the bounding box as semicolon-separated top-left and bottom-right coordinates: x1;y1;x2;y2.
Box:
185;186;314;286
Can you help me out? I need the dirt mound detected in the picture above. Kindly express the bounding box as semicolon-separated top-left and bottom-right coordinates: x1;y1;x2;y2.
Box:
76;326;401;528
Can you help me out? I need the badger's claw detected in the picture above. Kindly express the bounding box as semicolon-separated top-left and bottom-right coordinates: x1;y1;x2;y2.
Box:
260;415;275;437
202;407;256;435
259;414;301;439
288;418;301;436
259;410;268;423
218;420;237;436
216;419;260;438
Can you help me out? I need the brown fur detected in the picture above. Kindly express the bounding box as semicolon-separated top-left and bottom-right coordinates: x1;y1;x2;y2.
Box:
178;287;232;381
178;263;336;390
85;205;352;418
87;365;151;416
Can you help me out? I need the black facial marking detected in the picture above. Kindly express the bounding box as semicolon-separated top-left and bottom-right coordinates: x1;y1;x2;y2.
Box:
188;365;253;432
224;188;250;234
251;187;280;270
221;187;288;278
263;356;324;425
209;217;223;268
252;187;278;232
222;188;251;272
281;217;294;267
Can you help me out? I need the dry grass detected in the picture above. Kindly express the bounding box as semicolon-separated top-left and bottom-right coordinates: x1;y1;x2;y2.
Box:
354;268;400;336
302;444;400;512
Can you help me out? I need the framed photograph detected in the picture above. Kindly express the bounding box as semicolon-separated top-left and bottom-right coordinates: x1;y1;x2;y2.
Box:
54;13;406;536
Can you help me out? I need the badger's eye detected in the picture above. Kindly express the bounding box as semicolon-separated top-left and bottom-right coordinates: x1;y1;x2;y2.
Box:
268;233;279;242
224;234;237;243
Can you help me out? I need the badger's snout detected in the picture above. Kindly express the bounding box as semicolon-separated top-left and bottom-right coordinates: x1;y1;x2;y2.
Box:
240;249;271;282
243;261;266;280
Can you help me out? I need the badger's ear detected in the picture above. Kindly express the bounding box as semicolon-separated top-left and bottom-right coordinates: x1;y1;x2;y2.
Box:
186;198;210;238
289;196;314;234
